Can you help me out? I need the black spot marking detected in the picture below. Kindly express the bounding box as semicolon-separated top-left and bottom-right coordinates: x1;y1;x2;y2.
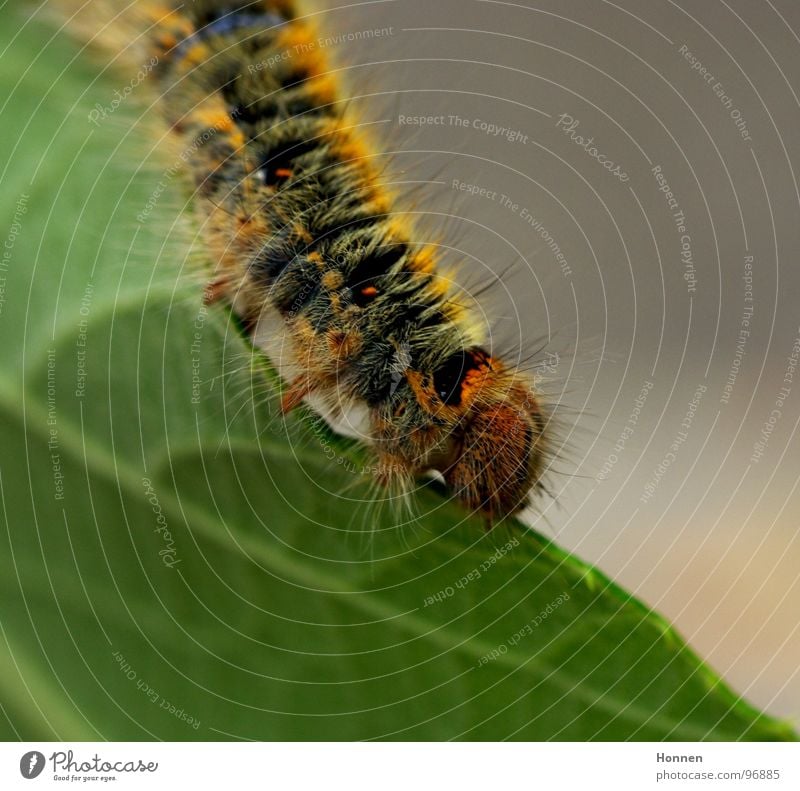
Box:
219;76;264;124
278;68;310;90
257;138;317;185
250;226;302;282
347;244;406;306
432;347;491;406
308;214;378;247
433;351;468;405
270;258;319;314
285;96;324;118
352;286;378;308
227;101;260;125
251;246;293;282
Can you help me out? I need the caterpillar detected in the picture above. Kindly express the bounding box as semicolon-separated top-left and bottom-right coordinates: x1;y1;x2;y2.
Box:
61;0;550;524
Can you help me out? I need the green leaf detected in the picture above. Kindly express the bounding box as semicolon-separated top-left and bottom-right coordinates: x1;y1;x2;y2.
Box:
0;11;795;741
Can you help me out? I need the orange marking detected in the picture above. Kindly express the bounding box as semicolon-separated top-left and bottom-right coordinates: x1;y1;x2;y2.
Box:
459;354;494;403
360;285;378;298
408;244;437;274
183;44;209;66
228;130;245;149
274;23;326;77
321;271;344;289
293;223;314;244
275;168;293;179
327;329;362;360
306;74;339;106
144;5;181;24
158;33;178;49
195;108;233;133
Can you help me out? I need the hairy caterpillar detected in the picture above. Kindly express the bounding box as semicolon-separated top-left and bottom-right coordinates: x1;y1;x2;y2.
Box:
62;0;550;524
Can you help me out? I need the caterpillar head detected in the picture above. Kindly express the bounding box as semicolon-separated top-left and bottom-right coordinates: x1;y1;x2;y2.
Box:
409;347;548;522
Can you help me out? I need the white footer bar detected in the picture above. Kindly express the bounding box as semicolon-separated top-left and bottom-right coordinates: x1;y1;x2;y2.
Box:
2;742;797;790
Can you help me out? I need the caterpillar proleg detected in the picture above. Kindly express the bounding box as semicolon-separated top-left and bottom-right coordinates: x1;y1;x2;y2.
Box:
64;0;550;524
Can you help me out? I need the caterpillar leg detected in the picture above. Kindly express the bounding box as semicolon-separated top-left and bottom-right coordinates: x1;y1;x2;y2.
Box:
280;375;314;414
203;277;228;305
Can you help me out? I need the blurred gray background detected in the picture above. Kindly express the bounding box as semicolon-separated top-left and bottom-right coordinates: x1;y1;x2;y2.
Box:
313;0;800;720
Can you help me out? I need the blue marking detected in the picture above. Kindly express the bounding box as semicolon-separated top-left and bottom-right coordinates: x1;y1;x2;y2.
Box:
204;12;285;37
172;11;286;63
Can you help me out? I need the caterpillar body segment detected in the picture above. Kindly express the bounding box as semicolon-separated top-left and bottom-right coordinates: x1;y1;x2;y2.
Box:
67;0;550;522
